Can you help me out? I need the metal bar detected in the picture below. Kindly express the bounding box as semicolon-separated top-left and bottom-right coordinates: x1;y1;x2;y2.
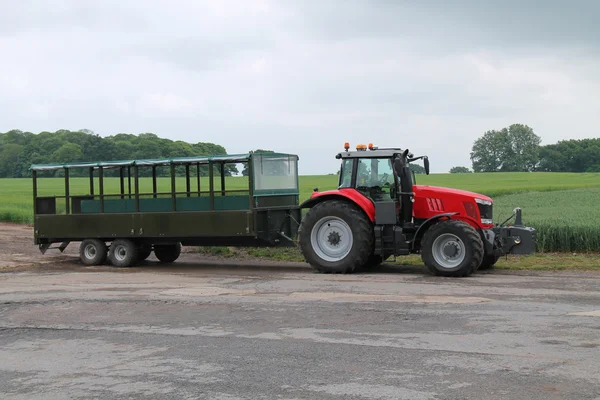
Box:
89;167;94;196
186;164;191;197
152;166;157;199
197;163;200;196
220;162;225;196
209;161;214;210
171;164;176;211
119;167;125;199
99;167;104;213
32;170;37;215
64;168;70;214
128;166;132;199
248;160;254;210
134;166;140;212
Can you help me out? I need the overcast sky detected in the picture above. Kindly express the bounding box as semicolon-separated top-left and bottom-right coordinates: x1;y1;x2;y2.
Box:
1;0;599;174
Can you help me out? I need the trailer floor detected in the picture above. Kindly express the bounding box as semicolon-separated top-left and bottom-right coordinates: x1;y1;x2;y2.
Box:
1;223;599;399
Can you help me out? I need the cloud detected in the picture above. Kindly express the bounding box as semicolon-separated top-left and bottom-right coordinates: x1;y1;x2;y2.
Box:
1;0;599;174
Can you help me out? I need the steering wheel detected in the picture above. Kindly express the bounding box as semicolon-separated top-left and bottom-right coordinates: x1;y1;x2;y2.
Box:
378;173;390;186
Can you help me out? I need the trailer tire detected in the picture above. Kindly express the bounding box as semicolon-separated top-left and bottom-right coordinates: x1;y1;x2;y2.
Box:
138;245;152;261
108;239;138;268
421;219;483;277
154;243;181;263
79;239;108;266
298;200;373;274
478;254;499;270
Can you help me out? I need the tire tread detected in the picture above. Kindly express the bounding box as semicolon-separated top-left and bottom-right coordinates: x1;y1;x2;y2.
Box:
421;219;483;277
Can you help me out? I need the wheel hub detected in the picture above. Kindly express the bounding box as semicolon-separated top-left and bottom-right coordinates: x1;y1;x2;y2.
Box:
327;231;341;246
443;242;459;258
114;245;127;262
432;233;466;269
84;244;96;259
310;216;353;262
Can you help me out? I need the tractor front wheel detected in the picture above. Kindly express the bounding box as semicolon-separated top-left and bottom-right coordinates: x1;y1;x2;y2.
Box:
298;200;373;274
421;220;483;277
478;254;500;270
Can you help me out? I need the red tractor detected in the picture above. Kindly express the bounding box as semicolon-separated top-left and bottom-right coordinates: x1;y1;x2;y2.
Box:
298;143;536;277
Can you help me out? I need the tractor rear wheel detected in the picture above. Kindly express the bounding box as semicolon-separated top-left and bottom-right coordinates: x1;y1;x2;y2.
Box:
298;200;373;274
154;243;181;263
478;254;500;270
421;219;483;277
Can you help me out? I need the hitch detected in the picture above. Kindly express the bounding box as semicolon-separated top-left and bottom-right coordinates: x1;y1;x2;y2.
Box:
499;207;523;227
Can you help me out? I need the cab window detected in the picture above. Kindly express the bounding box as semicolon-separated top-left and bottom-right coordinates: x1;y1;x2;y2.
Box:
338;159;354;188
356;158;394;200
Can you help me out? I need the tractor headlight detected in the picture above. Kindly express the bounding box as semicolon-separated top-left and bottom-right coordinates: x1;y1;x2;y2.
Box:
475;198;493;225
475;198;492;206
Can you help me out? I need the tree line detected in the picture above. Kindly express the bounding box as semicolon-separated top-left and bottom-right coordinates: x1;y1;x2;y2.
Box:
0;129;239;178
450;123;600;173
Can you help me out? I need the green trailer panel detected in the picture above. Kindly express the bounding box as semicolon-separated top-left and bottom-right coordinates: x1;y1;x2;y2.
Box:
35;210;255;241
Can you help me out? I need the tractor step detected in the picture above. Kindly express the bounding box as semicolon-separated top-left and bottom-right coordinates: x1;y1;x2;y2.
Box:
374;225;410;257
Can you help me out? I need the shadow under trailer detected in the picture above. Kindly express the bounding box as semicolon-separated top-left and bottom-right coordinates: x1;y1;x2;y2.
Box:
31;144;535;277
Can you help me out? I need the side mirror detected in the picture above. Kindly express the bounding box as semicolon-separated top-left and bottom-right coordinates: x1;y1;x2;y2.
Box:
424;156;430;175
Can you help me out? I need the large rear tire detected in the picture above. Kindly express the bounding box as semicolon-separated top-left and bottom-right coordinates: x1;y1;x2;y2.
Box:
298;200;373;274
79;239;108;266
154;243;181;263
421;219;483;277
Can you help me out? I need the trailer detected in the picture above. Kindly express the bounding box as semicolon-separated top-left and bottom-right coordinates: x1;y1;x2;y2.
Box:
31;152;301;267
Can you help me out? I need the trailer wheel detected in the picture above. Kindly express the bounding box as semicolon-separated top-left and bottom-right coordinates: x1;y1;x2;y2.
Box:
298;200;373;274
108;239;138;268
421;219;483;277
478;254;499;270
79;239;108;266
138;245;152;261
154;243;181;263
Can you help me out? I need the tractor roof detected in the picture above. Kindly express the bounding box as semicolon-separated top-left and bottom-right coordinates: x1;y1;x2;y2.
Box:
335;148;406;159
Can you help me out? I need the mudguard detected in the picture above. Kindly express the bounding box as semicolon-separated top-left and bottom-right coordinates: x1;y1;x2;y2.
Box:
300;189;375;221
412;212;483;249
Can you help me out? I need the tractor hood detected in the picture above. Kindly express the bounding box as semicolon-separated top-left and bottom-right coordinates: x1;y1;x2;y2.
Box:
413;185;492;203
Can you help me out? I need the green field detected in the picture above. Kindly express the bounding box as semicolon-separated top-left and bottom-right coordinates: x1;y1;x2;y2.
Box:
2;172;600;253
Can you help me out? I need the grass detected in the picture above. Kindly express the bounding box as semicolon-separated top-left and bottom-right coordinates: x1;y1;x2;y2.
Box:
3;171;600;224
3;172;600;262
494;188;600;252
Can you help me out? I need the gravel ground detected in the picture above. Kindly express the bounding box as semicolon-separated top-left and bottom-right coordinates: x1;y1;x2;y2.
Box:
1;223;599;399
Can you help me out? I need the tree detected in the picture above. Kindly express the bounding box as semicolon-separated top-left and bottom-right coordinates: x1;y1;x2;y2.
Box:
0;129;236;178
52;143;84;164
470;124;541;172
538;138;600;172
449;166;471;173
409;164;425;174
242;149;274;176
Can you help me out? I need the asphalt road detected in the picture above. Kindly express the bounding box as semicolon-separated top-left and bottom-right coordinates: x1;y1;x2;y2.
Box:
1;256;599;400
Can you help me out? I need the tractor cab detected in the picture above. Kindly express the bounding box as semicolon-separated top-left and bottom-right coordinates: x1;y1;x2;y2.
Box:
335;143;428;227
